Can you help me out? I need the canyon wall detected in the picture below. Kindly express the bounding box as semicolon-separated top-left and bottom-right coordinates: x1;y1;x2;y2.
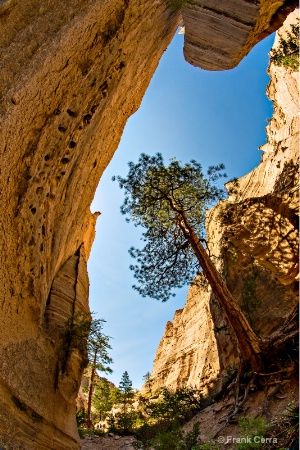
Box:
0;0;297;448
183;0;298;70
147;10;299;394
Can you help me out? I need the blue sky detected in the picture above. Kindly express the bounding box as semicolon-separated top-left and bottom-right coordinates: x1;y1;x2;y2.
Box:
88;30;274;389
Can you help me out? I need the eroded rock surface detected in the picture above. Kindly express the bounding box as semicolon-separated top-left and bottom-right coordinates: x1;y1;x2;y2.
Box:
183;0;298;70
147;10;299;393
0;0;298;447
145;285;219;395
0;1;180;448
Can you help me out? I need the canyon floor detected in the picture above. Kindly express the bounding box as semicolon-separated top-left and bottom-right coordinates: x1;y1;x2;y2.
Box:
81;435;136;450
79;373;298;449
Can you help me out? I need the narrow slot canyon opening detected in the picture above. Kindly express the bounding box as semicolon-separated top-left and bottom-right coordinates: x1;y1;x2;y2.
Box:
88;29;274;390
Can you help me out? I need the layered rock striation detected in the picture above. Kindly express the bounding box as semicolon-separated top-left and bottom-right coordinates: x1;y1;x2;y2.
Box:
145;284;220;395
0;2;180;448
147;10;299;393
183;0;298;70
0;0;297;447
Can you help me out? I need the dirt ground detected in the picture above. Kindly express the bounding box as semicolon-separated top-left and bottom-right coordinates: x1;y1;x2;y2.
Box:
81;435;136;450
183;373;299;448
81;374;298;449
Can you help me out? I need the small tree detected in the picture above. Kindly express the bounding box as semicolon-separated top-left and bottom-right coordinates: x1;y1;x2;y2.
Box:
86;318;113;428
113;153;262;370
108;371;136;434
119;371;134;414
93;377;114;421
142;371;152;394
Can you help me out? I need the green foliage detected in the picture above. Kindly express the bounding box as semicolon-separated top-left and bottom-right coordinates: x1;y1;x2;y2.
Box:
241;264;260;328
133;422;201;450
270;23;299;71
237;416;267;449
77;427;85;438
119;371;135;412
93;428;106;436
107;372;136;434
65;311;91;354
119;371;134;394
133;387;208;449
134;419;174;445
62;313;112;374
144;387;204;423
285;402;299;447
199;443;221;450
143;371;152;393
274;402;299;448
113;153;226;301
92;377;114;421
143;371;151;383
87;318;113;373
76;407;87;427
61;310;91;373
109;386;122;404
84;317;113;428
108;410;139;435
77;427;93;438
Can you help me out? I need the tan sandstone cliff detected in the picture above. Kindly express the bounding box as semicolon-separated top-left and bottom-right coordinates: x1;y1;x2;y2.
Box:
0;0;297;448
147;9;299;395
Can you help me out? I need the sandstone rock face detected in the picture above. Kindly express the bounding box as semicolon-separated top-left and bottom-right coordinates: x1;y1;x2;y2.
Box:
147;10;299;393
0;1;180;447
182;0;298;70
146;284;219;395
0;0;298;447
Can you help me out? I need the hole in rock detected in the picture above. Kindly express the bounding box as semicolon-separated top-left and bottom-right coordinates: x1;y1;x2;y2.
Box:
67;109;76;117
69;141;76;148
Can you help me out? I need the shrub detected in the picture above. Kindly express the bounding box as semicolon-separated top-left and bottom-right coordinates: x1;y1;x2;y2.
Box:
144;387;204;423
77;427;85;439
107;410;139;435
270;23;299;71
77;427;94;438
133;387;207;449
76;407;87;427
237;416;267;450
272;402;299;449
133;422;201;450
285;403;299;448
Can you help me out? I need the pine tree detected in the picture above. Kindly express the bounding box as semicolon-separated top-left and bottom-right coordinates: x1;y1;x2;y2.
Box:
86;318;113;428
113;153;262;370
142;371;152;394
119;371;134;414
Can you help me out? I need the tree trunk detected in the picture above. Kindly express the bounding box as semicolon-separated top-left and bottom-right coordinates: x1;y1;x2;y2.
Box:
178;214;262;371
86;350;97;428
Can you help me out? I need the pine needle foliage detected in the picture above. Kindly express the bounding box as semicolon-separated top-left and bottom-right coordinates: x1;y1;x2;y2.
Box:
113;153;226;302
